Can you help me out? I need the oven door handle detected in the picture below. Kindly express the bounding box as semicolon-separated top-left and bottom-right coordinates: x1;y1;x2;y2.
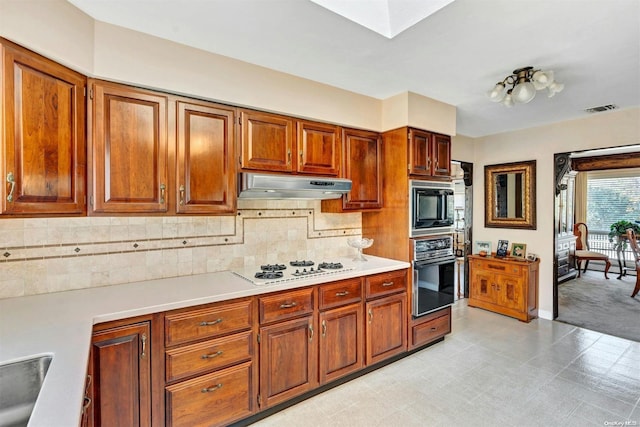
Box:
413;257;456;268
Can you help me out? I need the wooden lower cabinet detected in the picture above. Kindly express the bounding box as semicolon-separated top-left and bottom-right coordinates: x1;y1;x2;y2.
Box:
259;315;317;408
166;361;253;427
365;293;407;365
468;255;540;322
89;321;151;427
86;269;449;426
319;302;363;384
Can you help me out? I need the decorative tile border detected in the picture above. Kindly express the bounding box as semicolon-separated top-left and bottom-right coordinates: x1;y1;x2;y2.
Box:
0;207;360;263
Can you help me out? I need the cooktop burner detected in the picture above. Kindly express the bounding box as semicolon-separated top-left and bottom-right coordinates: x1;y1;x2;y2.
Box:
255;271;284;279
260;264;287;272
233;259;354;285
318;262;343;270
290;260;314;267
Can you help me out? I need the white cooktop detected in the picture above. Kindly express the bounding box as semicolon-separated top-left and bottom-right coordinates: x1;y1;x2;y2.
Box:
233;261;356;285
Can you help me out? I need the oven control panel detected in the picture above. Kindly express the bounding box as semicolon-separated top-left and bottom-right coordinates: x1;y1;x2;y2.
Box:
413;236;454;261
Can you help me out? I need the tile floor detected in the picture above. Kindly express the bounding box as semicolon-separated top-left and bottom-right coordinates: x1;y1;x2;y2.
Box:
250;300;640;427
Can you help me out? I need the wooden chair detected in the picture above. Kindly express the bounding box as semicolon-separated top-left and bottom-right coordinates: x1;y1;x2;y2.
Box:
626;228;640;298
573;222;611;279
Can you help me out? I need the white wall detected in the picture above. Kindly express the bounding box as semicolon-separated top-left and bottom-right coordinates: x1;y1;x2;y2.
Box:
472;108;640;319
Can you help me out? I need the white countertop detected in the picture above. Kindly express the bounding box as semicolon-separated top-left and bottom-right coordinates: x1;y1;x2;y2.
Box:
0;255;409;427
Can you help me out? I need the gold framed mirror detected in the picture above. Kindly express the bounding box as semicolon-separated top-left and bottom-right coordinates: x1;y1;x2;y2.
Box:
485;160;536;229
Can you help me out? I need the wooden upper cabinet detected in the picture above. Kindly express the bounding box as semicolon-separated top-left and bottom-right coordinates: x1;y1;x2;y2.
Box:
176;100;236;214
432;133;451;177
408;128;451;178
323;128;382;212
240;110;295;172
408;129;432;176
89;80;169;214
1;38;86;215
297;120;340;176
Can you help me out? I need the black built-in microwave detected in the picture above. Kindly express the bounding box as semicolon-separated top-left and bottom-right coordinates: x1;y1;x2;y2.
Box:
409;180;455;237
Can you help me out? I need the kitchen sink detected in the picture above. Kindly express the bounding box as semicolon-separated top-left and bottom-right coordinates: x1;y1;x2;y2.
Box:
0;355;52;427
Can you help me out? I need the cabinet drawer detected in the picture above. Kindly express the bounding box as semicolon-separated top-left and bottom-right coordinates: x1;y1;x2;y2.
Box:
166;361;253;427
319;278;362;310
259;288;314;324
165;300;253;347
474;260;522;276
365;270;406;298
166;330;252;383
411;313;451;348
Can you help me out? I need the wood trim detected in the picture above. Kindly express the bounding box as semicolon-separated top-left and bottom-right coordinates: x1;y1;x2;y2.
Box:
571;152;640;171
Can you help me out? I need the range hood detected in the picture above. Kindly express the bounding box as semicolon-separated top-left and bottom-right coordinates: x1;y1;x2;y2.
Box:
238;173;351;200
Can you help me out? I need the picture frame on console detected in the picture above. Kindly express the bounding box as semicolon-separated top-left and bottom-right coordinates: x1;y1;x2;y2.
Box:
474;240;492;255
496;239;509;257
511;242;527;259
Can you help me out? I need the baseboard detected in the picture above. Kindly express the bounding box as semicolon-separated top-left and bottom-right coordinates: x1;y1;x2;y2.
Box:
538;309;553;320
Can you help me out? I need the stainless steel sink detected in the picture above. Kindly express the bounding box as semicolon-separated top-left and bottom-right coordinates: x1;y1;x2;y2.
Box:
0;355;52;427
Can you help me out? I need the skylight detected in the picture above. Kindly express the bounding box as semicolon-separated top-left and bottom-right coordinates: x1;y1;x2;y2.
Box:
310;0;455;38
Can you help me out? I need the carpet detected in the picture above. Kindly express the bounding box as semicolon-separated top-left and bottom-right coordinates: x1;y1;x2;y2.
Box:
556;271;640;342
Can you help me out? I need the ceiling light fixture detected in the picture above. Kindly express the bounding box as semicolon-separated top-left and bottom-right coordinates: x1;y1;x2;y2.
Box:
488;66;564;107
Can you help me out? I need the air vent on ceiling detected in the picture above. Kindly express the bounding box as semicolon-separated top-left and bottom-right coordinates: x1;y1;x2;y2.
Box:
584;104;618;113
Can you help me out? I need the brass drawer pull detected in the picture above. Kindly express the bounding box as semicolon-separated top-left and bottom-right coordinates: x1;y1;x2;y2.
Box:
382;281;394;287
140;333;147;359
279;302;297;309
335;291;350;297
201;383;223;393
6;172;15;202
200;318;223;326
430;327;438;331
201;350;223;360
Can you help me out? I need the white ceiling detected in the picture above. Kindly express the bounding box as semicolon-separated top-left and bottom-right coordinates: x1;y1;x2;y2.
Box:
67;0;640;137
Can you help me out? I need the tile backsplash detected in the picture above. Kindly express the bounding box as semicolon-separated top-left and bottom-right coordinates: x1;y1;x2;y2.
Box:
0;200;362;299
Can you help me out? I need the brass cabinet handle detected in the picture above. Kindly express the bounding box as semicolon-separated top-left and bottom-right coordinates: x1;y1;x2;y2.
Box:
368;308;373;323
200;318;223;326
335;291;350;297
82;396;92;413
308;324;314;341
179;184;185;205
299;150;303;161
6;172;15;202
140;333;147;359
279;302;297;309
430;327;437;331
160;184;166;203
201;383;223;393
382;281;394;287
287;149;292;165
201;350;223;360
322;320;327;337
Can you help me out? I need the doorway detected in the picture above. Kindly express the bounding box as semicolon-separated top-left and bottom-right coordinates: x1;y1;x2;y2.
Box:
452;161;472;299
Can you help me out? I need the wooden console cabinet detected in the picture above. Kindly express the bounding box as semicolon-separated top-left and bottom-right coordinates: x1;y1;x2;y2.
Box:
468;255;539;322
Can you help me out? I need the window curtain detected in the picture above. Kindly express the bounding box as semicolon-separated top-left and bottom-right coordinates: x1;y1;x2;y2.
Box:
574;171;587;225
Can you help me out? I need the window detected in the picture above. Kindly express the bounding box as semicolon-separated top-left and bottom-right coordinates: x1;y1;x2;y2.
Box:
586;168;640;232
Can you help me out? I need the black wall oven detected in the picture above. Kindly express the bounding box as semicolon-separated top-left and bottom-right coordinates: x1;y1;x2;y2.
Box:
409;180;455;237
412;236;455;317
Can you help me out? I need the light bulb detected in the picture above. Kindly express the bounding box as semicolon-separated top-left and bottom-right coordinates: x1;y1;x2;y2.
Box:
512;81;536;103
532;70;549;85
488;83;506;102
547;81;564;97
502;91;514;108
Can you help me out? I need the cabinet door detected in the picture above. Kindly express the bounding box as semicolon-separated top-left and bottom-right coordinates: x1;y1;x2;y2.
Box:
90;322;151;427
469;269;495;304
240;110;295;172
297;120;340;176
408;129;432;176
365;293;407;365
496;275;525;312
432;133;451;176
259;316;317;408
1;39;86;215
89;81;168;213
341;128;382;210
319;303;363;384
176;101;236;214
